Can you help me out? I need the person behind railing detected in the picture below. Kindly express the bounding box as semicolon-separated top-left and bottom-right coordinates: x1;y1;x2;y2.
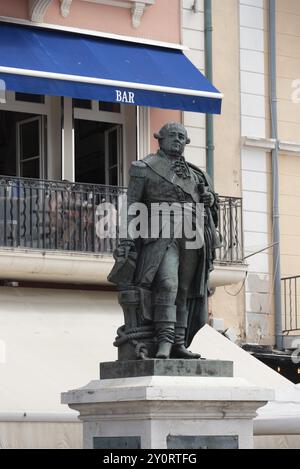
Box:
3;178;23;245
48;181;94;250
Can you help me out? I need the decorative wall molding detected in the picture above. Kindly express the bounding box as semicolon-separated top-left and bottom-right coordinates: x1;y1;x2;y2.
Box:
81;0;154;9
60;0;73;18
28;0;52;22
243;137;300;155
279;140;300;155
242;136;276;151
0;248;246;287
80;0;155;28
60;0;156;28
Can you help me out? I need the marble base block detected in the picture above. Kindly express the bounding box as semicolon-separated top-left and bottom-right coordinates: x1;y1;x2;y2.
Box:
62;359;273;449
100;358;233;379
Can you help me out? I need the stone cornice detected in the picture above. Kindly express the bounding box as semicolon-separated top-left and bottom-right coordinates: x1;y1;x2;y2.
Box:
60;0;155;28
0;249;246;288
279;140;300;155
242;137;300;156
242;136;276;151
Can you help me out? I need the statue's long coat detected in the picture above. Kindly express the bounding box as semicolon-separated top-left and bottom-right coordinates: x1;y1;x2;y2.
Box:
125;150;220;347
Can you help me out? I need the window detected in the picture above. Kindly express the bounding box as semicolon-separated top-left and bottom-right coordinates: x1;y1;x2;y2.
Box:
75;120;122;185
106;125;121;185
73;99;121;113
62;97;137;185
73;99;130;186
0;111;46;179
99;102;121;113
0;91;50;179
73;98;91;110
17;116;45;179
15;92;45;104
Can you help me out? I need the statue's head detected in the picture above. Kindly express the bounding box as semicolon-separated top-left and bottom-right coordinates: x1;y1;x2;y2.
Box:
154;122;190;158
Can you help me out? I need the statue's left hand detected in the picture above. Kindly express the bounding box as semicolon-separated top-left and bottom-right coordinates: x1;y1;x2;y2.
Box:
202;191;214;208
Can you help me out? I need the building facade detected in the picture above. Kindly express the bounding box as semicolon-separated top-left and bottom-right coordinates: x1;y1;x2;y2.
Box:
0;0;299;448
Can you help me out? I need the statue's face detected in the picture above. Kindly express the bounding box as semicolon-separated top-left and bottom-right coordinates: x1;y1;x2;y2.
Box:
159;125;188;157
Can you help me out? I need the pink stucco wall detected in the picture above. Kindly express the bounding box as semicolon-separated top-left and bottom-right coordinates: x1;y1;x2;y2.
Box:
46;0;180;44
0;0;27;18
0;0;181;45
150;108;182;153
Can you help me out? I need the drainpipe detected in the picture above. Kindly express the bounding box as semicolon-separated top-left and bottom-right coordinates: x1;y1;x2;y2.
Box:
204;0;214;181
269;0;283;350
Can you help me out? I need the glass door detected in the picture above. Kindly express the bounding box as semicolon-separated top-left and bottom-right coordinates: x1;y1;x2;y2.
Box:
75;120;122;186
105;125;122;186
16;115;45;179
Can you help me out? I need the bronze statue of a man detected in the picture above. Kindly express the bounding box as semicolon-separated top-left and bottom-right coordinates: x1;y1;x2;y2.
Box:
108;122;220;360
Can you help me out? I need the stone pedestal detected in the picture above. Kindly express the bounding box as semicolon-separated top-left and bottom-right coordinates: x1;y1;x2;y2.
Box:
61;360;273;449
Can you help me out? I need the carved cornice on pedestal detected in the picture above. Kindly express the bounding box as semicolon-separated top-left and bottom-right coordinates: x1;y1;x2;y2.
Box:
28;0;52;22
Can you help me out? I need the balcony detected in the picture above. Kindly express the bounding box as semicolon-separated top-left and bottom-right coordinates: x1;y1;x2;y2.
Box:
281;276;300;349
0;176;246;286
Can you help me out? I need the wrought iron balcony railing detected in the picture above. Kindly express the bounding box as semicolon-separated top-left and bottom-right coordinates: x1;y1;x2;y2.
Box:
282;275;300;333
0;176;244;264
215;196;243;264
0;176;126;254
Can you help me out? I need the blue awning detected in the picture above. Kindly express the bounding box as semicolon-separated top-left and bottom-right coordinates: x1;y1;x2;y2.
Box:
0;22;222;114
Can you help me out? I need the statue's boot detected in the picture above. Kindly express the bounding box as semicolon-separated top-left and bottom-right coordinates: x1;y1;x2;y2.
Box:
156;342;173;359
171;327;201;359
155;322;175;359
